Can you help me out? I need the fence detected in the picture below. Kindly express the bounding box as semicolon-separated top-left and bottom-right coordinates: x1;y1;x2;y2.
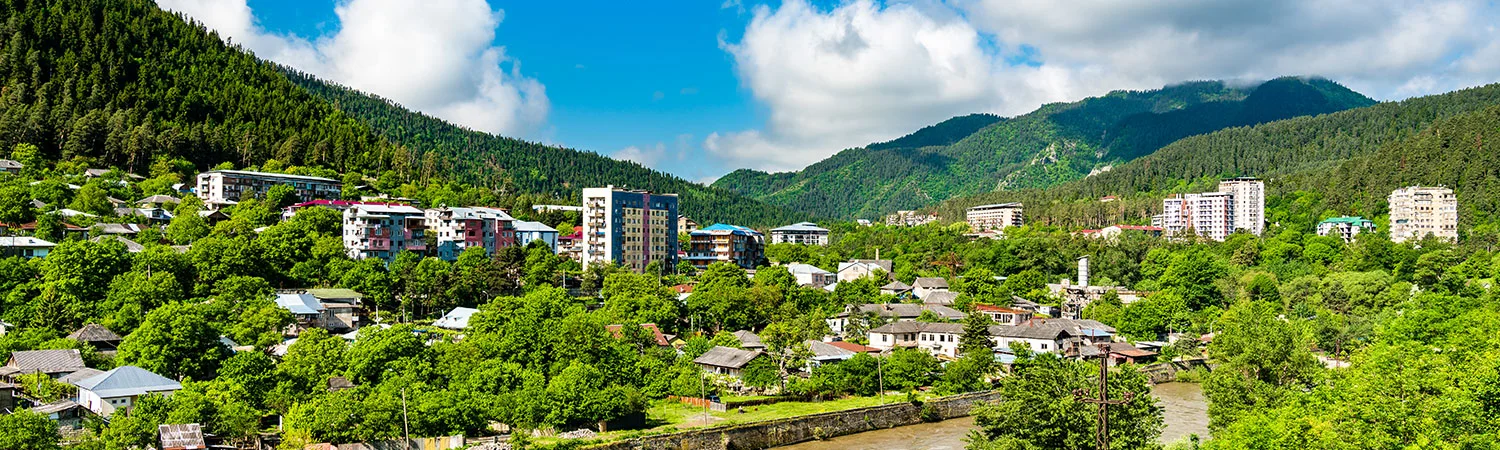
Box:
668;395;728;412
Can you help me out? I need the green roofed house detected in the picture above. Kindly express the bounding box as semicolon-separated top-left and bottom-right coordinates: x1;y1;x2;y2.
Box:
1317;216;1376;243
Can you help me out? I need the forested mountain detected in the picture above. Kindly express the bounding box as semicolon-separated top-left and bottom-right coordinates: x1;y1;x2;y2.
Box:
931;82;1500;232
281;71;809;227
0;0;804;227
713;78;1374;220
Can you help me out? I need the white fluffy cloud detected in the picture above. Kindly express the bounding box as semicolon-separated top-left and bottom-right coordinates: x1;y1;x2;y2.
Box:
156;0;548;137
712;0;1500;173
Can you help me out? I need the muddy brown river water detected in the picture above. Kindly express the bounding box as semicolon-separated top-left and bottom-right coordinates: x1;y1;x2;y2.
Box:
778;383;1209;449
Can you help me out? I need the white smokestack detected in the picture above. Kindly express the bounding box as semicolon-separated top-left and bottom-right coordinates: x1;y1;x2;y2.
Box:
1078;256;1090;288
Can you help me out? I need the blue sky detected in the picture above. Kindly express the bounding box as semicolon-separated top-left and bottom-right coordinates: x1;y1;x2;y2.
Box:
163;0;1500;184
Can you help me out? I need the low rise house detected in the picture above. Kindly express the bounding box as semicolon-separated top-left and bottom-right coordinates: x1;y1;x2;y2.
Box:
1317;216;1376;243
922;291;960;306
32;400;90;430
693;346;762;378
514;220;559;251
826;303;965;335
879;280;912;297
92;235;146;253
836;259;893;282
433;307;480;330
605;323;672;348
0;236;56;259
68;324;123;352
73;366;182;417
868;321;1078;358
732;330;766;350
770;222;830;246
136;195;181;209
304;289;363;331
805;340;858;367
785;263;834;288
2;349;87;381
912;277;951;300
0;158;22;174
974;304;1034;325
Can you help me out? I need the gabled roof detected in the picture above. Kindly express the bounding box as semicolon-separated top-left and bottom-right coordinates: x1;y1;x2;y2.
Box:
693;346;761;369
923;291;960;306
880;281;912;292
31;400;86;415
433;307;480;329
92;235;145;253
838;259;893;274
913;277;950;289
68;324;122;343
785;263;831;276
73;366;181;398
732;330;765;349
805;340;856;360
0;236;56;248
137;195;181;205
274;293;325;315
606;323;671;347
58;368;105;385
513;220;558;233
7;349;86;374
94;223;144;235
0;159;22;169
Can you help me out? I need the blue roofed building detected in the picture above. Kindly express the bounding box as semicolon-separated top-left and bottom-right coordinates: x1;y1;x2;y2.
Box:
685;224;765;270
72;366;181;417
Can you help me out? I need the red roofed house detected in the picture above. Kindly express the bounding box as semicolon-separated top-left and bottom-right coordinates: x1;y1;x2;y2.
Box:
606;323;672;348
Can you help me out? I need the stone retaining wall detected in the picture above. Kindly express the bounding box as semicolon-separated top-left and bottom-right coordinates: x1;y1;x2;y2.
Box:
1139;358;1212;384
587;391;1003;450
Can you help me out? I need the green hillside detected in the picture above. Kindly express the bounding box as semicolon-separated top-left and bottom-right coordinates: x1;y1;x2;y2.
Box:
0;0;804;227
930;82;1500;230
713;78;1374;220
281;70;809;227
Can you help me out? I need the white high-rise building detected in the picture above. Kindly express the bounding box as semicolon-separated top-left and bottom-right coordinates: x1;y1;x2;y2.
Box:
966;203;1024;233
1389;186;1458;243
1219;177;1265;236
1153;178;1262;242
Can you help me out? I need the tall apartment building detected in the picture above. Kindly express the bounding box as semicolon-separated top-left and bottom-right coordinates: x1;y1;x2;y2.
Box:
582;186;679;272
1389;186;1458;243
1152;178;1264;241
196;170;341;206
685;224;765;270
424;207;516;261
770;222;830;246
966;203;1024;233
343;204;427;263
1219;177;1265;236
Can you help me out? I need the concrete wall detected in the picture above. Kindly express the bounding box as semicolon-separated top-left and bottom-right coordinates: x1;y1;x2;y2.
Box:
588;391;1003;450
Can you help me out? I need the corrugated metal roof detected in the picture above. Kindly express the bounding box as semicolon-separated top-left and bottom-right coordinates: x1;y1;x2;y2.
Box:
275;293;325;315
7;349;86;373
73;366;181;398
693;346;761;369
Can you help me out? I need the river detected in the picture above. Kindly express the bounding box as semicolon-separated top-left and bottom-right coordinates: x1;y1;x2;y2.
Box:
778;383;1209;450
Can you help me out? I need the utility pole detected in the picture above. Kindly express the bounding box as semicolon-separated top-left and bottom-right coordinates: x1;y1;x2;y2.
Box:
700;371;709;427
877;351;885;404
401;387;411;450
1073;343;1135;450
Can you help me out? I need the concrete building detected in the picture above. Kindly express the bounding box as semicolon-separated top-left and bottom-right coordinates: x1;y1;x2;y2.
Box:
1153;178;1265;241
685;224;765;270
342;204;427;262
1219;177;1265;236
911;277;951;300
1317;216;1376;243
1389;186;1458;243
836;259;893;282
424;207;516;261
770;222;830;246
677;215;699;233
557;226;583;261
195;170;340;206
582;186;680;272
513;220;559;251
866;321;1077;358
966;203;1023;233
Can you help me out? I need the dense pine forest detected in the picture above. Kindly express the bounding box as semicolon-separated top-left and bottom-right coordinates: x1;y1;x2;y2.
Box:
713;78;1375;220
933;82;1500;234
0;0;804;227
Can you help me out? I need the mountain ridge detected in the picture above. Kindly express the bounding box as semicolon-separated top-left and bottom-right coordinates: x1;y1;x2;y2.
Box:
713;77;1375;220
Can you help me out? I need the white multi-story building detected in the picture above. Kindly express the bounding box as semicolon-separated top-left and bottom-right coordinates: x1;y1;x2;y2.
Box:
770;222;830;246
1389;186;1458;243
424;207;516;261
966;203;1023;233
1153;178;1264;241
582;186;679;273
1219;177;1265;236
196;170;341;207
343;204;427;262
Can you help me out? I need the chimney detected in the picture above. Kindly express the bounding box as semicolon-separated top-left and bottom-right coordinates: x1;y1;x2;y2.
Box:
1078;256;1090;288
